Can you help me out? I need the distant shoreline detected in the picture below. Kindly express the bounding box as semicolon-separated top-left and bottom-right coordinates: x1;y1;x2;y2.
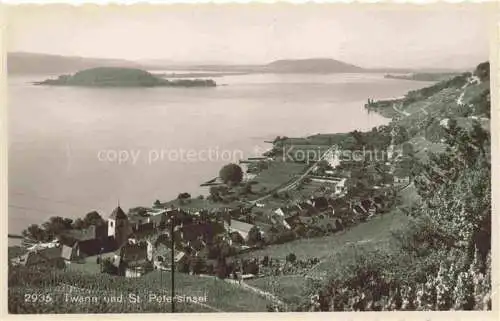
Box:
153;72;248;78
34;67;217;88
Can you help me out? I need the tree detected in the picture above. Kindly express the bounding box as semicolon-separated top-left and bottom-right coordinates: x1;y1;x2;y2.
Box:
63;218;74;229
177;192;191;200
393;126;409;145
102;257;118;275
474;61;489;82
286;252;297;264
209;186;223;202
350;130;365;147
72;218;85;230
219;163;243;185
189;256;206;275
262;255;270;267
22;224;47;242
153;200;161;208
83;211;105;227
42;216;67;238
216;257;228;279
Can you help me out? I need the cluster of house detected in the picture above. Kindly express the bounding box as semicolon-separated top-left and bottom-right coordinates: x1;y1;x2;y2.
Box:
266;191;388;233
11;205;263;278
270;197;343;232
12;143;403;277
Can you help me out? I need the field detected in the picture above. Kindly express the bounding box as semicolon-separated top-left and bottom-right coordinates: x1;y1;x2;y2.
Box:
246;275;308;305
249;161;307;195
398;183;421;207
63;258;276;311
288;180;335;199
241;208;408;260
9;267;274;313
238;207;409;305
141;272;273;312
409;136;447;163
253;180;329;210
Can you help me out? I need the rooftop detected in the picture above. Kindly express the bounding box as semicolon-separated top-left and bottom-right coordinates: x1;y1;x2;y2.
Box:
21;246;63;266
229;219;255;234
110;206;128;219
120;242;149;263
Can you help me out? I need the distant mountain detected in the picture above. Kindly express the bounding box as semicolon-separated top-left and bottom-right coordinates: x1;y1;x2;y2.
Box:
263;58;364;73
8;52;142;75
8;52;464;76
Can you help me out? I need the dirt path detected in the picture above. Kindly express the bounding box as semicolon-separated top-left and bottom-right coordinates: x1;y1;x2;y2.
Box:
224;279;286;307
392;102;410;117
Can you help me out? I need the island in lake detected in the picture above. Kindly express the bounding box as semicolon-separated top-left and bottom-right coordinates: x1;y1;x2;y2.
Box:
34;67;217;87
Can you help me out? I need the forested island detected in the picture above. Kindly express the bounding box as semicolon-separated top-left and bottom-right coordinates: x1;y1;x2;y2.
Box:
34;67;217;87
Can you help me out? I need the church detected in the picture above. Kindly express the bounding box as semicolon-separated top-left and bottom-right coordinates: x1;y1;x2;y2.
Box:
107;205;133;248
56;205;134;258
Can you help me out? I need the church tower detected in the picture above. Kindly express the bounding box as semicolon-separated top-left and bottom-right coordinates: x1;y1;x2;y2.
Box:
108;206;131;247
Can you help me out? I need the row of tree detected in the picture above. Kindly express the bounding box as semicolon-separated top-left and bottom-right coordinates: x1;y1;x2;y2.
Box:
22;211;106;242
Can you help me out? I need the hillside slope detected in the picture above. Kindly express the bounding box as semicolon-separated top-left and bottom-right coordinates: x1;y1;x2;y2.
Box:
293;62;491;311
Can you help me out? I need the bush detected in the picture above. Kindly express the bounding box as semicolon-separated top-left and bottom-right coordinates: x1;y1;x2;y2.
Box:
177;192;191;200
247;226;263;246
286;253;297;264
474;61;489;82
101;258;118;275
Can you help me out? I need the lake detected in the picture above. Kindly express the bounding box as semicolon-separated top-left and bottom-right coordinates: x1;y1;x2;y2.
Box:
8;72;430;235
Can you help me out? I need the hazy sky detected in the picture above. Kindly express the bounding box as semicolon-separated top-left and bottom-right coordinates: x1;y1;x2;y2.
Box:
7;4;493;68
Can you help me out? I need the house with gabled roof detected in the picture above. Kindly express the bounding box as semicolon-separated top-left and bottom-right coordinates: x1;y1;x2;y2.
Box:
274;206;296;218
174;221;226;247
61;244;78;261
16;245;66;268
117;240;154;277
335;178;348;195
225;219;256;241
393;167;411;185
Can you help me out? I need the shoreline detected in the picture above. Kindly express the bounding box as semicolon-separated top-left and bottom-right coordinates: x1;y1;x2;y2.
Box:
9;115;385;246
8;73;420;242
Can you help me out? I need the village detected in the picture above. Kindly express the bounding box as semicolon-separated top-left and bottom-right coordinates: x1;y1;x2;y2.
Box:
11;127;412;282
